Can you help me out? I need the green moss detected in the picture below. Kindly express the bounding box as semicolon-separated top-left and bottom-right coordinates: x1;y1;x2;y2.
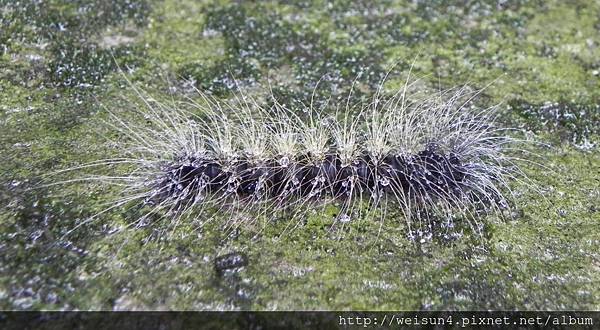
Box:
1;0;599;311
509;99;600;143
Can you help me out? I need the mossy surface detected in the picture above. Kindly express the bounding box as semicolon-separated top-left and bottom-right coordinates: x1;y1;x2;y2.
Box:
1;0;598;310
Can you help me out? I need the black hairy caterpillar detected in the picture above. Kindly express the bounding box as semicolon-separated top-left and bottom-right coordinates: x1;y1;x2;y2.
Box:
53;76;528;239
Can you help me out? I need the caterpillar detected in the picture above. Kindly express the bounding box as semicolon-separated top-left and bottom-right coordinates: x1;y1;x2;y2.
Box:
58;76;525;239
